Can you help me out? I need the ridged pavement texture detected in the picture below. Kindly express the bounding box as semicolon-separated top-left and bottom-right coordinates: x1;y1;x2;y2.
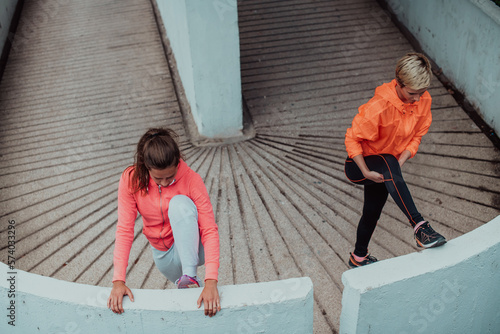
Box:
1;0;499;332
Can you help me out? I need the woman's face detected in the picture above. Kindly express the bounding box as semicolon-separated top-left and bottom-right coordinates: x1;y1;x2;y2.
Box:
149;165;178;187
396;84;427;104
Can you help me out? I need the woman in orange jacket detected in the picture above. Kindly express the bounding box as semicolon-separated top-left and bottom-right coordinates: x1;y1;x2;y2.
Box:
344;53;446;267
107;128;221;316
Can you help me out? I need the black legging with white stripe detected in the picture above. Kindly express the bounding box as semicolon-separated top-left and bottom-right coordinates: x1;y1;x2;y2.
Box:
345;154;424;257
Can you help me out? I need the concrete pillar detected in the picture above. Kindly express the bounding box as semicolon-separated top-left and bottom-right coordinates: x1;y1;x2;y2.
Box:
156;0;243;139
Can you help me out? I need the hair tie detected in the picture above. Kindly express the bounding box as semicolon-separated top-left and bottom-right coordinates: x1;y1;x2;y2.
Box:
148;132;160;140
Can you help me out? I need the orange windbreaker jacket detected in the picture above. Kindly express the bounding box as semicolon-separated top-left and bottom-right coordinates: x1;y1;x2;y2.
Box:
112;160;219;283
345;79;432;159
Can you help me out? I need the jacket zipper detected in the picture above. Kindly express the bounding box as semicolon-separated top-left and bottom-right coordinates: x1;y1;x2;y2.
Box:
158;185;168;249
159;184;163;221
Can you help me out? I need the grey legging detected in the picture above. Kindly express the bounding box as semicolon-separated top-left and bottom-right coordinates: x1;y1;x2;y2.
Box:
151;195;205;283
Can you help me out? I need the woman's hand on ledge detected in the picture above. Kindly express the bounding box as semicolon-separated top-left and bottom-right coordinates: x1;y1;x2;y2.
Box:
197;279;221;317
108;280;135;314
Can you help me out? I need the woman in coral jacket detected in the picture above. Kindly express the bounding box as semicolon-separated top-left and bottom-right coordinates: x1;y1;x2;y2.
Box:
107;128;221;316
344;53;446;268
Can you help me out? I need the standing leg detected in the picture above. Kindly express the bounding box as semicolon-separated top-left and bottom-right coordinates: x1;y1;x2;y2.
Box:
353;182;389;257
345;157;385;267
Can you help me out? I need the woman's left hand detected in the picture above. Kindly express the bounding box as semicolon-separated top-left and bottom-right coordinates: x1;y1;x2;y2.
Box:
197;279;221;317
398;150;412;167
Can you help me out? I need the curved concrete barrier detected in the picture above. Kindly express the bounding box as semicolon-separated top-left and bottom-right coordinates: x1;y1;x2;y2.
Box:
340;215;500;334
0;265;313;334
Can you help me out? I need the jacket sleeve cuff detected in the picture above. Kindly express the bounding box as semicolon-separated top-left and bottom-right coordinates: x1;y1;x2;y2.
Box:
347;150;364;159
405;145;418;158
204;264;219;282
112;271;126;283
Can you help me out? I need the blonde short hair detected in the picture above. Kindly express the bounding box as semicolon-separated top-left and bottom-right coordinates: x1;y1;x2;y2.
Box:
395;53;432;90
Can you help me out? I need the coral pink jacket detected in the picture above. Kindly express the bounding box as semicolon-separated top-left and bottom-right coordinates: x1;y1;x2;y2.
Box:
112;160;219;282
345;79;432;159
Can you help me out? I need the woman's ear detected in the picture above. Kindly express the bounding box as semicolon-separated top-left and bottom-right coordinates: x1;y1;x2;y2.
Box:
395;78;404;88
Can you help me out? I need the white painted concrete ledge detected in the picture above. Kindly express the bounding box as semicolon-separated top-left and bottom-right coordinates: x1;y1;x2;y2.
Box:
340;215;500;334
0;265;313;334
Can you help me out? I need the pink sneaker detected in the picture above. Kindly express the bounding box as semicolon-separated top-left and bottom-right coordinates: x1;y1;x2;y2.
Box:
176;275;201;289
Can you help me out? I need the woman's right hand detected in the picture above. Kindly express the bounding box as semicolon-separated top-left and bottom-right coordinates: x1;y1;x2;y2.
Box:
363;171;384;183
107;281;134;314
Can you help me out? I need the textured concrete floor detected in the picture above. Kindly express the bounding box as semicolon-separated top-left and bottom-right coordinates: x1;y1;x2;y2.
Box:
0;0;499;333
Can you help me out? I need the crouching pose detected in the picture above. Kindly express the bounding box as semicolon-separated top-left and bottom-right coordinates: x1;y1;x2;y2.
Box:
344;53;446;268
108;128;221;316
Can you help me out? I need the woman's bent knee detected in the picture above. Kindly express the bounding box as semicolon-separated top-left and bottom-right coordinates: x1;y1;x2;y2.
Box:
378;154;402;175
168;195;197;221
380;154;398;165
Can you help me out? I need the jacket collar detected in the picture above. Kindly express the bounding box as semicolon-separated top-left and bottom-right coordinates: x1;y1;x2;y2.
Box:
375;79;416;114
147;159;188;189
